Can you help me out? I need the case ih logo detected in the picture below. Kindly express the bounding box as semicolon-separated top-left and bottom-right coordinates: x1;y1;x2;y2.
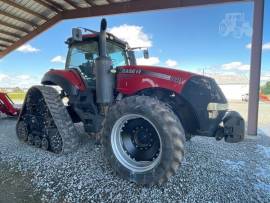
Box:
120;69;142;74
119;68;184;84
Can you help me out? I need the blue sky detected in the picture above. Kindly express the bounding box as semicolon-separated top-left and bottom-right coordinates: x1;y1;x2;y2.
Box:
0;1;269;87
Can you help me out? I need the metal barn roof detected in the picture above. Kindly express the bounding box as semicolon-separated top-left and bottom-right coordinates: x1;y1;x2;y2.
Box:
0;0;246;58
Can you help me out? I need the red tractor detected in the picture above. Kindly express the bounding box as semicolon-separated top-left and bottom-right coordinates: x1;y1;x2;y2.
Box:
16;19;244;185
0;92;20;117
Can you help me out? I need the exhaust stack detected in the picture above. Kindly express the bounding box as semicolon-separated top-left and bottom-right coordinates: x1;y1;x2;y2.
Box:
95;18;114;104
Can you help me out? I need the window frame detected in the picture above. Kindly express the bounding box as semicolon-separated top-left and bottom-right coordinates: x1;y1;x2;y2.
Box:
65;38;130;70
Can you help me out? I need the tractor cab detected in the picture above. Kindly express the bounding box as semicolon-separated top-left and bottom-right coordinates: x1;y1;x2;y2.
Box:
65;33;136;88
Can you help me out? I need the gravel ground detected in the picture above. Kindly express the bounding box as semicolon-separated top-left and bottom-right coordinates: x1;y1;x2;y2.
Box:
0;118;269;203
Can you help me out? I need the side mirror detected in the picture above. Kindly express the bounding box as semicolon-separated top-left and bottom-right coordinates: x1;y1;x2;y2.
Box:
72;28;82;41
143;49;149;59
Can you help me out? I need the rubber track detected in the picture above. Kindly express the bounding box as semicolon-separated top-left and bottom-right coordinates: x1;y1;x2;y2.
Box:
17;85;80;154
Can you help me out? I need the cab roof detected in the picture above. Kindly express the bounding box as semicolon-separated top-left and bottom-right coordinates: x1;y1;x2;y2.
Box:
66;32;128;49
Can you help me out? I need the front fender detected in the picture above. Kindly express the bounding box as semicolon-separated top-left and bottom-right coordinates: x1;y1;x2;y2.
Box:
223;111;245;143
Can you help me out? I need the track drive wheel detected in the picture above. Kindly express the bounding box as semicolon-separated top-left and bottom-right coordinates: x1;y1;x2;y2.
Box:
102;96;185;186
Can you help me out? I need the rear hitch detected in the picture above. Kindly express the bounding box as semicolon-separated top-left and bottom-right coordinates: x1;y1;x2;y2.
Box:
215;111;245;143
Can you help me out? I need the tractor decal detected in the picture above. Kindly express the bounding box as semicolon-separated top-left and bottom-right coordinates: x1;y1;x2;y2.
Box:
118;68;184;84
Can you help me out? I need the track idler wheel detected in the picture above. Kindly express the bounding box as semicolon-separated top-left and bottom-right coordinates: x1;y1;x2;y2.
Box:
34;136;42;148
17;121;28;142
41;138;49;151
27;134;34;145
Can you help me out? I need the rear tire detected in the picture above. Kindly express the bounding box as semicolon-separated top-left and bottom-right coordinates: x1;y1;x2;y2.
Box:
102;96;185;185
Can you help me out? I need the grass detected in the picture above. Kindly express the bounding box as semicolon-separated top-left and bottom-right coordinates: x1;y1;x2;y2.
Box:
7;92;26;102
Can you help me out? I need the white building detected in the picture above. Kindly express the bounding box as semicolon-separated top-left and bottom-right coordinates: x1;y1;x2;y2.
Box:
209;74;249;101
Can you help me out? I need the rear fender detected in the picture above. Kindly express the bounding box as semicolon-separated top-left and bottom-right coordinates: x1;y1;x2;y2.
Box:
223;111;245;143
41;69;86;96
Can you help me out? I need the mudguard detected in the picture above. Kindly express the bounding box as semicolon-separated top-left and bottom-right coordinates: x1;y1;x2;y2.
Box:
41;69;86;96
223;111;245;143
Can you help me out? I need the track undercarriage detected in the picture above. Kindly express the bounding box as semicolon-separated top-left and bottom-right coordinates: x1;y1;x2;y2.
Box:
16;86;80;154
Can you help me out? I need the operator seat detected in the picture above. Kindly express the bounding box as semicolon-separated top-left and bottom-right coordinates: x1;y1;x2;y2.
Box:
79;62;96;89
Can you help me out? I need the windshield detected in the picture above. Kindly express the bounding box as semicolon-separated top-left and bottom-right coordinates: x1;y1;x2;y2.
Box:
65;39;128;71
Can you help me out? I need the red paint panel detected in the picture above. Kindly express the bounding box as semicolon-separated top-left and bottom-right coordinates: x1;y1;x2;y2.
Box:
0;93;20;116
48;70;86;91
116;65;196;95
82;34;97;39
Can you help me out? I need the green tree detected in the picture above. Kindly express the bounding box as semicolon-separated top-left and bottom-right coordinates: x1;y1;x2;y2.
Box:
261;81;270;95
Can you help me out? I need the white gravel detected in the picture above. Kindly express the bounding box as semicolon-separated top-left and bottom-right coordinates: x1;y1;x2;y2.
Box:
0;118;269;203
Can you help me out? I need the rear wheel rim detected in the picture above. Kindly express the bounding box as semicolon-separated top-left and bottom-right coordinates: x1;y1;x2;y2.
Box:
111;114;162;173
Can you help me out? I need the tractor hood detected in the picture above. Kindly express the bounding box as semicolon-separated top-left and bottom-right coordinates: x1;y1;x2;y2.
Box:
116;65;206;94
118;65;200;81
117;65;201;84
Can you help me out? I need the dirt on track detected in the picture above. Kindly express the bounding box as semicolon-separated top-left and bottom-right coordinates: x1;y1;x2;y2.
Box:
0;117;270;203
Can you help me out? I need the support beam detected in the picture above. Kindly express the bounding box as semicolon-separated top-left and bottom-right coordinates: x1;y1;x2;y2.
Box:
0;14;62;58
0;43;8;48
0;20;30;33
63;0;80;9
33;0;61;13
0;37;16;44
1;0;48;20
42;0;65;11
62;0;246;19
247;0;264;135
84;0;95;6
0;30;21;39
0;10;37;27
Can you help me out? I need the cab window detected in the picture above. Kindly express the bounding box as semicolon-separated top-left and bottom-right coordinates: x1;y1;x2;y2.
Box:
107;41;128;68
66;41;99;81
65;39;128;81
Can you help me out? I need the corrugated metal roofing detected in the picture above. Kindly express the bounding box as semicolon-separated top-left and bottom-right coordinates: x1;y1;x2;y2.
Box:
0;0;246;57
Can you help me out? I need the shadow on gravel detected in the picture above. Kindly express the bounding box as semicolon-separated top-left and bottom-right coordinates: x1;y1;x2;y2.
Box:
0;119;269;203
0;164;42;203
